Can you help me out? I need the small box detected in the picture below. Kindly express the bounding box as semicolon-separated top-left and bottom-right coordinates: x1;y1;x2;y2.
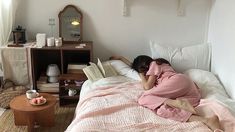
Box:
36;33;46;47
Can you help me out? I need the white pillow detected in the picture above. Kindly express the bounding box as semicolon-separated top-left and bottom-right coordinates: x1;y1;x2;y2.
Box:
185;69;235;115
107;60;141;81
150;41;211;73
184;69;228;98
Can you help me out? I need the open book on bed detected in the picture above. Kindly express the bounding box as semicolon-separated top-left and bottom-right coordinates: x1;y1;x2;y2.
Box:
83;58;118;82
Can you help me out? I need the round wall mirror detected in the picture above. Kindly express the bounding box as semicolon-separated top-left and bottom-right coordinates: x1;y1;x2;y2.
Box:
59;5;82;43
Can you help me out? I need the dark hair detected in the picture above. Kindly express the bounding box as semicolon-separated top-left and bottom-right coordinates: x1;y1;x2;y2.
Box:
155;58;171;66
132;55;152;73
132;55;170;73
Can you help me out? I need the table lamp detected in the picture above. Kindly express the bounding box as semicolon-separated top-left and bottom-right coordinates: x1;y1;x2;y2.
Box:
46;64;60;83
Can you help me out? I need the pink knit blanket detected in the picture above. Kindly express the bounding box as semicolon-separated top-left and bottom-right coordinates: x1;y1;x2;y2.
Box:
66;82;235;132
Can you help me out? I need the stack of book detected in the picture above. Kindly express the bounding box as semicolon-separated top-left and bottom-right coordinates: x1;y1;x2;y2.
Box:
37;75;59;93
67;64;87;74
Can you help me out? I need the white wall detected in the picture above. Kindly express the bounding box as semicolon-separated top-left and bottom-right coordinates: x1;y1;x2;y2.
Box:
208;0;235;99
15;0;210;61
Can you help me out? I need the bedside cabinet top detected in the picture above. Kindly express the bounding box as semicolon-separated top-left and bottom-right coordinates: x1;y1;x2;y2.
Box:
31;42;92;51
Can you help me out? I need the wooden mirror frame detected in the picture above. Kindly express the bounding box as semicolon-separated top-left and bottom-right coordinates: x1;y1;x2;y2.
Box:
58;5;83;44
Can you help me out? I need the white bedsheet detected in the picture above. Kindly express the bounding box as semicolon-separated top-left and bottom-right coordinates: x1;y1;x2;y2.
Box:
80;76;135;100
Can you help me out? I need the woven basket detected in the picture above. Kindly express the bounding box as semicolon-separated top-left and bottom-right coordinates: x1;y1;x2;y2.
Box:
0;79;27;109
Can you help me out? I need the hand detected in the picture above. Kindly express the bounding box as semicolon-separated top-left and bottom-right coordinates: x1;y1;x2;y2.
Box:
139;73;145;78
109;55;132;66
139;73;149;80
139;72;144;76
109;55;122;60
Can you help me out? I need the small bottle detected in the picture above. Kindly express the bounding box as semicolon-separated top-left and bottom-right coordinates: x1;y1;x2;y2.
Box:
55;37;62;47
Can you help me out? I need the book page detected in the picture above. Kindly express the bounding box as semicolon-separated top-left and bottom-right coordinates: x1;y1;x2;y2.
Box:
102;62;118;77
83;62;104;82
97;58;118;77
67;64;87;69
97;58;106;77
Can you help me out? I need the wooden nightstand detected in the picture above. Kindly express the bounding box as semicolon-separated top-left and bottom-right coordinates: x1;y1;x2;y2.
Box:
31;42;92;93
59;74;87;107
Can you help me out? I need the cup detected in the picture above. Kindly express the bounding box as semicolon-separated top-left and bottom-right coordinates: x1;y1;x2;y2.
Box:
68;89;77;96
26;90;39;99
47;37;55;47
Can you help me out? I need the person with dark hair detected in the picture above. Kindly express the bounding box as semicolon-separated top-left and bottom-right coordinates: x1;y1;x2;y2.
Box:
110;55;221;131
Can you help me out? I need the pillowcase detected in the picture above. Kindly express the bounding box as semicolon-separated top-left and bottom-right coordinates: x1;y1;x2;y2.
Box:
107;60;141;81
184;69;228;98
150;41;211;73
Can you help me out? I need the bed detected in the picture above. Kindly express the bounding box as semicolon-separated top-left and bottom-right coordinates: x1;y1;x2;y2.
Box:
65;43;235;132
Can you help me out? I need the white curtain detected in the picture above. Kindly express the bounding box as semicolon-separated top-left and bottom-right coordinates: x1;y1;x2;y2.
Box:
0;0;18;46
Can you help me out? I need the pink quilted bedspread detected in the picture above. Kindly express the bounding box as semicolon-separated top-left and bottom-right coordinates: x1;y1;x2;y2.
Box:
66;82;235;132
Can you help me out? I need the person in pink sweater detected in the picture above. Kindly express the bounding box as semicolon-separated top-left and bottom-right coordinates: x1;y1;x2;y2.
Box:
111;55;221;131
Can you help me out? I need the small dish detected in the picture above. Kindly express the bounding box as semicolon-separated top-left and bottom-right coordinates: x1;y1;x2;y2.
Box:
29;98;47;106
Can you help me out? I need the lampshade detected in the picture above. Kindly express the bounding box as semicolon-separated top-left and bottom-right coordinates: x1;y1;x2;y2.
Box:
46;64;60;83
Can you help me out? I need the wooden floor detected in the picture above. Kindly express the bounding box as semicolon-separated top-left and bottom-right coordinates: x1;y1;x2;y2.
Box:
0;102;76;132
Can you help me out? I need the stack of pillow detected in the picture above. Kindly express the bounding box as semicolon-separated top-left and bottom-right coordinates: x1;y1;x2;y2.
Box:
85;41;211;82
149;41;211;73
